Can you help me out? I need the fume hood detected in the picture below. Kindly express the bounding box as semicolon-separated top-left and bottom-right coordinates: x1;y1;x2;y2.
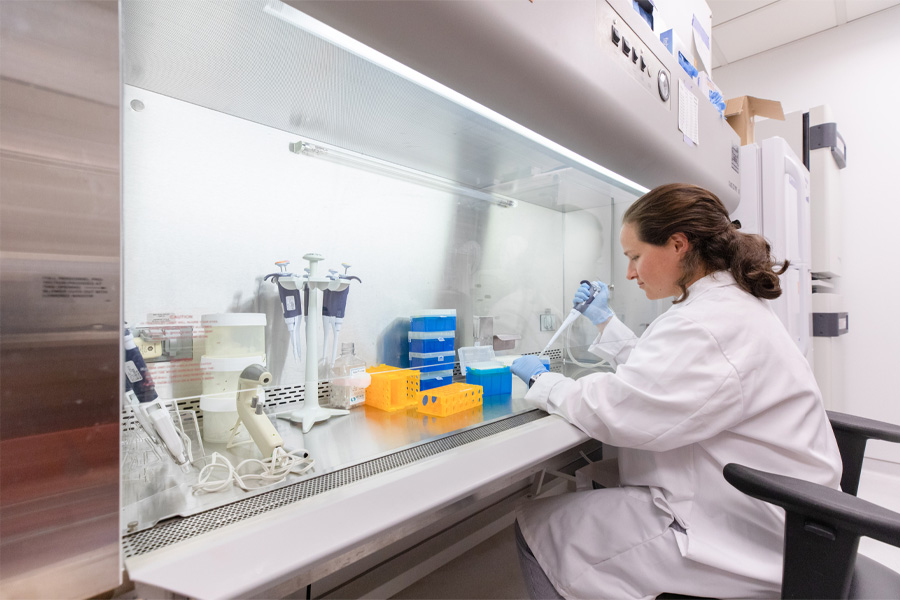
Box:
2;1;743;598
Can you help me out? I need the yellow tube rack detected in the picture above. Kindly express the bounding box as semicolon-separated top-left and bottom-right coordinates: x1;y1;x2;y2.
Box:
365;365;420;412
416;382;483;417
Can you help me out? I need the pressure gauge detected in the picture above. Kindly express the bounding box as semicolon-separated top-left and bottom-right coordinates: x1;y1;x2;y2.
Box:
657;70;670;102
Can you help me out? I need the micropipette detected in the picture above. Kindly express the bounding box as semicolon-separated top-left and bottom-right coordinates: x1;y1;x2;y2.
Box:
322;263;361;366
539;280;606;357
265;261;303;361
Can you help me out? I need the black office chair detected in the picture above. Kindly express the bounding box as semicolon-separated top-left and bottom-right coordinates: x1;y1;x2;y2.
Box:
725;411;900;599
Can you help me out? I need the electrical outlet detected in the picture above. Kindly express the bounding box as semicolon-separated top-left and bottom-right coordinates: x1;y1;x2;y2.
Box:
540;312;555;331
137;337;163;360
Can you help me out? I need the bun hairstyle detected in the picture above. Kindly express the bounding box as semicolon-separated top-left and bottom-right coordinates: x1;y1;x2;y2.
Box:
622;183;787;303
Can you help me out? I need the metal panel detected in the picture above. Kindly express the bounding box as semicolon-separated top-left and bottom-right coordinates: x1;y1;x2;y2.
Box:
288;0;741;210
120;0;649;213
0;2;121;598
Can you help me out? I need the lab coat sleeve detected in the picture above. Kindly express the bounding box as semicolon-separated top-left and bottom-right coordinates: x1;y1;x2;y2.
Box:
588;316;638;368
525;312;744;451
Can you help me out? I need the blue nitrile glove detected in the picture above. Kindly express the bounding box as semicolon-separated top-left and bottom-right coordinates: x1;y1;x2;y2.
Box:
573;281;613;325
511;356;549;386
709;90;726;117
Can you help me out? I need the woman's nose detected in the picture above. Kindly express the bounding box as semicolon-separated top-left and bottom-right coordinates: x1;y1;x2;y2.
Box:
626;265;637;280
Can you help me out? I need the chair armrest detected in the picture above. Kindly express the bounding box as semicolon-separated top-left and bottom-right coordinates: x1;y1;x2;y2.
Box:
723;463;900;547
827;411;900;444
827;411;900;495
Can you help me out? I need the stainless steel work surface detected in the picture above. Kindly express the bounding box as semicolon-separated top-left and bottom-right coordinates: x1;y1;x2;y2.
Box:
125;403;596;599
122;361;609;537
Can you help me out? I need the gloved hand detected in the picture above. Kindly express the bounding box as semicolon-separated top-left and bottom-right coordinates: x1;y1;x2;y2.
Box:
511;356;548;386
573;281;613;325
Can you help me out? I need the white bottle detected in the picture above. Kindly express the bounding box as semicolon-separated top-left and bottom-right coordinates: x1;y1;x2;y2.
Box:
329;343;368;409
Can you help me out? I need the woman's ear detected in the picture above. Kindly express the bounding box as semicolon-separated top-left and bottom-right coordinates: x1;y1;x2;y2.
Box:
670;232;690;256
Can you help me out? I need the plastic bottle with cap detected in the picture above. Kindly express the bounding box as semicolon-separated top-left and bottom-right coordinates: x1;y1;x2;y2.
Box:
328;343;371;409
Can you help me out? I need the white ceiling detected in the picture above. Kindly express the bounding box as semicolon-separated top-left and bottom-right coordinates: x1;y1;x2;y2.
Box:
708;0;900;68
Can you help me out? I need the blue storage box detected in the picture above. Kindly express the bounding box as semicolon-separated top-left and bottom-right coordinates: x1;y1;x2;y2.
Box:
420;369;454;391
465;361;512;396
408;330;455;353
411;311;457;332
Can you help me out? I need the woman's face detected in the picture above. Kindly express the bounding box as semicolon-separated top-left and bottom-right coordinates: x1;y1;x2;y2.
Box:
619;222;689;300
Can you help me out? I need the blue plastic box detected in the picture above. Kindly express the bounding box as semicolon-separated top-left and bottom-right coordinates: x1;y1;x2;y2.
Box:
408;331;455;353
411;313;457;332
420;369;454;391
465;361;512;396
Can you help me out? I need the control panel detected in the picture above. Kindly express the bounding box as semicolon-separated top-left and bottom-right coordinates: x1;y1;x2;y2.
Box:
599;5;671;110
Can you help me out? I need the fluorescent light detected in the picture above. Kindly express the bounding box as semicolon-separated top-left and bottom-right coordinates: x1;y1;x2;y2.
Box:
264;0;649;198
289;140;519;208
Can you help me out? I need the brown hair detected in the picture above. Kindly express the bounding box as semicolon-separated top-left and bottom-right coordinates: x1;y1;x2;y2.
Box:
622;183;787;303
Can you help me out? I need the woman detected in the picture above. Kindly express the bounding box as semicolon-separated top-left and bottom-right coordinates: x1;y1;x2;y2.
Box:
511;183;842;599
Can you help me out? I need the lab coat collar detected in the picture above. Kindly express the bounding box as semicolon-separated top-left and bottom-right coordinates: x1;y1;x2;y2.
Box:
678;271;736;307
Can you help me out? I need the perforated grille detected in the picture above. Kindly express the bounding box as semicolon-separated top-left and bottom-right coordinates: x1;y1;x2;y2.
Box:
121;382;322;431
123;410;545;558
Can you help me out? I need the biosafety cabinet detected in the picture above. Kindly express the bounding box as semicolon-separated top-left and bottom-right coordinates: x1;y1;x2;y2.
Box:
0;1;740;598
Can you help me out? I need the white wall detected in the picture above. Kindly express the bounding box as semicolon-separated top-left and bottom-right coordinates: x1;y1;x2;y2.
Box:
123;87;584;399
713;6;900;463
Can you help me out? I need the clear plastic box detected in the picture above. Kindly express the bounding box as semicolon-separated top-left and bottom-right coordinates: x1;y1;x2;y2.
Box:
408;330;456;353
420;369;454;391
409;351;455;370
201;313;267;358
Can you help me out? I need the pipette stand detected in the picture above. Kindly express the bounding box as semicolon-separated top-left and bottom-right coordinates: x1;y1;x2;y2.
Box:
288;253;350;433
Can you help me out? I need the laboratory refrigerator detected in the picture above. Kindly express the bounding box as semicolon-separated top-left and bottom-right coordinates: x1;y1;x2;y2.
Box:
731;136;813;364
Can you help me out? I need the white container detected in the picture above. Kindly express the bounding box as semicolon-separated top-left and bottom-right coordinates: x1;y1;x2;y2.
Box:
201;313;267;359
199;354;264;443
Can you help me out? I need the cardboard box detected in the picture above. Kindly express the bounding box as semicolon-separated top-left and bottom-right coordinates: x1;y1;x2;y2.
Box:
724;96;785;146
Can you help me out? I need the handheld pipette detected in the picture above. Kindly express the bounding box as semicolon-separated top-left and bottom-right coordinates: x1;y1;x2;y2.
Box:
322;263;361;366
143;399;191;471
125;325;192;470
539;280;606;357
265;261;303;361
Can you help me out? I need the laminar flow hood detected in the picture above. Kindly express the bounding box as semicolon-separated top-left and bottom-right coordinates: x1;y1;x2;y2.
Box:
123;0;739;211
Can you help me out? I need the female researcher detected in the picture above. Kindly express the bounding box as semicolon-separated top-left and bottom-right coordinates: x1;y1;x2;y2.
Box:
511;183;842;599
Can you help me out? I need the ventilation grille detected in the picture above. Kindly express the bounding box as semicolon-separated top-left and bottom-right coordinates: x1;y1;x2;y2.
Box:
121;382;325;431
123;410;545;558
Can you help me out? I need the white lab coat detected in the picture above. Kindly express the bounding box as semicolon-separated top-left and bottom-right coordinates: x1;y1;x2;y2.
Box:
518;271;842;599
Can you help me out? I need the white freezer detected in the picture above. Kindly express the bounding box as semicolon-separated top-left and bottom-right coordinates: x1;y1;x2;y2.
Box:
733;137;813;361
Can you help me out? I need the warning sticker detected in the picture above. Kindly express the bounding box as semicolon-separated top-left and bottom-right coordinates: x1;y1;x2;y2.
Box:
42;276;110;299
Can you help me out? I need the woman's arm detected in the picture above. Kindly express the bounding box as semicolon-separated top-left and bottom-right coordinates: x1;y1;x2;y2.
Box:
588;317;638;368
528;313;744;451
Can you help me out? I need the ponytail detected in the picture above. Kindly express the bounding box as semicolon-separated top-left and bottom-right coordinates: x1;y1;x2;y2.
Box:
623;184;787;303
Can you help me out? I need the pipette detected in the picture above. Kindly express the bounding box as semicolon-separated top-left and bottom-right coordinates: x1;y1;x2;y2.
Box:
322;263;361;366
265;261;303;361
539;280;606;357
